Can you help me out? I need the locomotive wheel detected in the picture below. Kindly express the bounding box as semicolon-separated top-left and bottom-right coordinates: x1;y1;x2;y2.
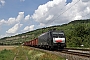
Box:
49;46;54;51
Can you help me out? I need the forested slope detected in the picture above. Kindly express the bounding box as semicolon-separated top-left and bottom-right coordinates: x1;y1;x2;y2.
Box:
0;19;90;48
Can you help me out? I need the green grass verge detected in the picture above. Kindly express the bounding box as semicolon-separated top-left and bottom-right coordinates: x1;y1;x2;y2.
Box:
23;46;65;60
0;49;15;60
0;46;65;60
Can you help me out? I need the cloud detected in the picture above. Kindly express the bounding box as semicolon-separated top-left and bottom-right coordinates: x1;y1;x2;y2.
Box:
6;23;23;34
46;15;54;21
0;19;7;25
25;15;30;21
0;0;5;7
0;35;3;38
1;0;90;38
0;34;9;39
0;11;32;38
81;0;90;2
32;0;62;21
32;0;90;26
23;25;34;32
39;23;45;28
7;18;16;25
0;12;28;26
32;0;67;24
16;12;24;22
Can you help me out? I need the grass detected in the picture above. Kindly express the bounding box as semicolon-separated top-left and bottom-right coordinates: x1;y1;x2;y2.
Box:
0;46;65;60
23;46;65;60
0;49;15;60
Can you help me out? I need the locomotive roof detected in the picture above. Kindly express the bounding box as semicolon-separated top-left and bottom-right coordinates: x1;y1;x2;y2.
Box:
49;30;64;33
39;30;64;37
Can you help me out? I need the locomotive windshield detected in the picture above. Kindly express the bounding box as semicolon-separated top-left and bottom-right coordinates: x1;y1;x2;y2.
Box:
52;32;65;38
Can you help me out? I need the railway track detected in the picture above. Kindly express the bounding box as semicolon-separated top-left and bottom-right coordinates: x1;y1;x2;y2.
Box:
29;47;90;60
60;50;90;57
65;47;90;52
62;48;90;57
58;48;90;60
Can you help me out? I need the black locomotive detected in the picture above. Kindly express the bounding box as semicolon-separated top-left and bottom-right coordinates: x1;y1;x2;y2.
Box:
38;30;66;50
23;30;66;50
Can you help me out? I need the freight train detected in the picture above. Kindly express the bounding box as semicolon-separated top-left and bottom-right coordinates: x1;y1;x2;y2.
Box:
23;30;66;50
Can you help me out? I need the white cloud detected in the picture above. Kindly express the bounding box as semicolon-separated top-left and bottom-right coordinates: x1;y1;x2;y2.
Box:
0;0;5;7
85;7;90;13
16;12;24;22
0;35;3;38
32;0;61;20
74;15;82;20
1;0;90;38
0;34;9;38
32;0;90;26
23;25;34;32
81;0;90;2
0;12;29;26
6;23;23;34
0;19;7;25
39;23;45;28
7;18;16;25
32;0;67;24
0;13;31;39
0;11;32;38
25;15;30;21
46;15;54;21
0;35;5;38
0;18;16;26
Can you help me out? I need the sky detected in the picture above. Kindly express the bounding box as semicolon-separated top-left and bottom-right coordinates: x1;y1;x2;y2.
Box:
0;0;90;38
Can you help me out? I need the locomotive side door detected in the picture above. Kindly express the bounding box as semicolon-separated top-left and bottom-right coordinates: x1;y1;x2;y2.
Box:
48;31;53;46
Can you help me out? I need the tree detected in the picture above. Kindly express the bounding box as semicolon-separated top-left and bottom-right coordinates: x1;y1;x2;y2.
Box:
74;24;88;46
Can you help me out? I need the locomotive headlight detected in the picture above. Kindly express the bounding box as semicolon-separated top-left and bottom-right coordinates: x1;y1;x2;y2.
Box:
55;39;62;43
53;38;65;43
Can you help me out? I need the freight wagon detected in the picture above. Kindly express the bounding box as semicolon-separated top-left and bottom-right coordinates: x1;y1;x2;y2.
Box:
23;30;66;50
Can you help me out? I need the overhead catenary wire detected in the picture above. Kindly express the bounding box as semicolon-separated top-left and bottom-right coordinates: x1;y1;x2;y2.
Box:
39;0;67;21
32;0;90;25
46;0;81;24
31;0;80;24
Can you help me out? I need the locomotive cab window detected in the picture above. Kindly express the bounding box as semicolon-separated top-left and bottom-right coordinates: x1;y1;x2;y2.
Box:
53;34;58;38
52;32;65;38
58;34;65;38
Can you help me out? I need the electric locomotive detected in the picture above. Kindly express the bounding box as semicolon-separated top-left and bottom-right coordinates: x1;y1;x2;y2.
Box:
38;30;66;50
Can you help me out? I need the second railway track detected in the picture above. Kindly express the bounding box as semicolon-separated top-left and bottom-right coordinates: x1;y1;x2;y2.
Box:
29;47;90;60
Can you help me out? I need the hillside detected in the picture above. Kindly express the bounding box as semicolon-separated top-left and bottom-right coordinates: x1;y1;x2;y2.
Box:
0;19;90;48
